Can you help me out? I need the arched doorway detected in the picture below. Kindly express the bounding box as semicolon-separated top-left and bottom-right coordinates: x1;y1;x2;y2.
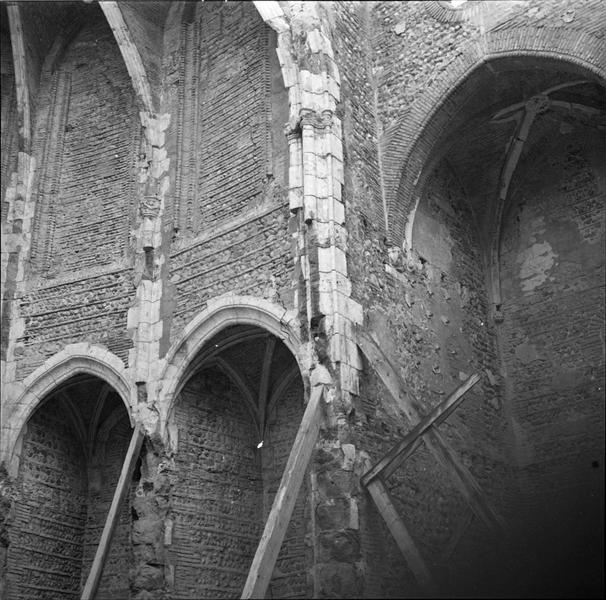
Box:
168;324;310;599
6;374;135;599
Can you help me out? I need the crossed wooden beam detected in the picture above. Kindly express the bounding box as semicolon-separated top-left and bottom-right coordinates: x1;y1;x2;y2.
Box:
357;329;506;594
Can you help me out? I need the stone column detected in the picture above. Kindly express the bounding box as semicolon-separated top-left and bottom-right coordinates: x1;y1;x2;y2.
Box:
284;3;365;596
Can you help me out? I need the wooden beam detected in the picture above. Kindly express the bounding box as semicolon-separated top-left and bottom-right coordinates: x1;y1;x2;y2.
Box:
356;328;424;423
241;384;325;599
361;374;480;486
357;328;506;535
423;428;506;535
81;424;145;600
366;477;437;595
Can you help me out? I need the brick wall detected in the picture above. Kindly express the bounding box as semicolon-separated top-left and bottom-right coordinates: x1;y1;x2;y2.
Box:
262;374;309;598
164;0;293;344
169;206;294;334
30;18;140;274
7;402;87;599
498;119;605;595
172;368;263;599
16;270;134;378
171;354;310;599
1;30;17;223
170;1;286;233
11;13;140;378
81;416;132;599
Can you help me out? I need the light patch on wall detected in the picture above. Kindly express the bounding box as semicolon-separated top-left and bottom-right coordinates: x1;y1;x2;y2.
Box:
413;214;453;273
516;240;558;292
514;340;542;363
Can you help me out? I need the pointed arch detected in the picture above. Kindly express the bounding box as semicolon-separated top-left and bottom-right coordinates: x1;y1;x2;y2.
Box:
100;1;156;115
382;26;606;248
156;295;305;433
1;343;135;468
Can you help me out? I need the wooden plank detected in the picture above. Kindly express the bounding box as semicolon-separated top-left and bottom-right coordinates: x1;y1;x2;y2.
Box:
241;384;325;599
357;328;506;536
356;328;423;423
366;478;437;595
440;509;474;562
361;374;480;486
422;428;507;535
81;424;145;600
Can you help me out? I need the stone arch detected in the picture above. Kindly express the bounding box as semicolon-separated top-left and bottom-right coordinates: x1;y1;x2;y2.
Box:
383;26;606;248
1;343;135;469
157;295;304;433
102;2;292;120
160;294;310;598
100;1;156;115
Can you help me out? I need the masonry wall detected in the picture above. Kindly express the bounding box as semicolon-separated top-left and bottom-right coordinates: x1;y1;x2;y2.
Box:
172;368;262;598
82;416;132;599
348;162;508;596
165;1;293;341
6;394;134;600
1;29;17;224
261;374;309;599
370;0;606;243
329;3;514;594
7;403;87;599
498;120;605;596
172;357;310;599
13;13;139;379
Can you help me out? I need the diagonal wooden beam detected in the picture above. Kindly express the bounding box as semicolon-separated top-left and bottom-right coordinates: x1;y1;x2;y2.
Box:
241;383;325;599
361;373;480;486
357;328;506;535
81;424;145;600
366;477;437;595
356;328;424;423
